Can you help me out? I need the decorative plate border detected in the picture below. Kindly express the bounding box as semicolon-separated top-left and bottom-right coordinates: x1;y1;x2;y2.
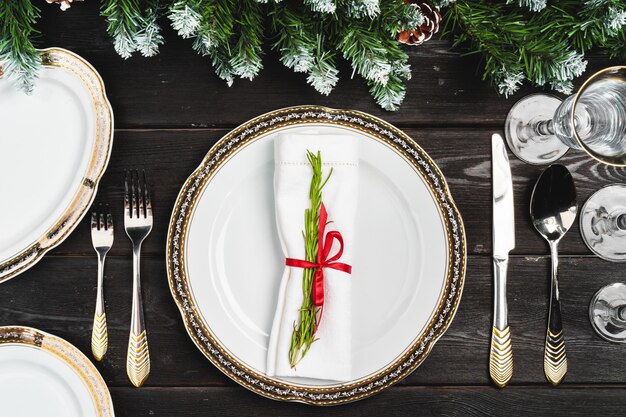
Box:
166;106;466;405
0;48;114;283
0;326;115;416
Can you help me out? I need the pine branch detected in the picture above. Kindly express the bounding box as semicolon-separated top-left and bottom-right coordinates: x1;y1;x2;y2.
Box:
229;0;264;80
190;1;217;55
168;0;202;39
335;0;416;109
271;2;316;73
134;0;165;57
307;32;340;95
304;0;337;14
0;1;41;92
207;0;238;84
442;1;596;96
101;0;143;58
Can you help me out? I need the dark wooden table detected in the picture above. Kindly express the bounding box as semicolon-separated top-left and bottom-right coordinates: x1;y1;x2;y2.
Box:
3;3;626;416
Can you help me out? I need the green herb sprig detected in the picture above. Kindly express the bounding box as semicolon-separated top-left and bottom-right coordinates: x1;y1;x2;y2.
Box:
288;150;332;368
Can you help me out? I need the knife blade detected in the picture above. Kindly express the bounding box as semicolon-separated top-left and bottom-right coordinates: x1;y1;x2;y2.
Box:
489;133;515;388
493;134;515;256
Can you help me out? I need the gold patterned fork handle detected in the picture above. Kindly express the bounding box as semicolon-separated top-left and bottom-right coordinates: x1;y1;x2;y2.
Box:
127;329;150;387
127;245;150;387
91;311;108;361
92;253;108;361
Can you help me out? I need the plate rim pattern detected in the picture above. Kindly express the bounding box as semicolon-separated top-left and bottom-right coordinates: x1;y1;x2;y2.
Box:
166;106;466;405
0;47;114;283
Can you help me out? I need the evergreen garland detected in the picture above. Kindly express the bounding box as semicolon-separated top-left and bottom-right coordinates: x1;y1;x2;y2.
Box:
440;0;626;97
1;0;625;110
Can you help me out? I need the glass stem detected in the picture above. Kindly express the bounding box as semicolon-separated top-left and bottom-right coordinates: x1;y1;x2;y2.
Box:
616;214;626;231
535;119;555;136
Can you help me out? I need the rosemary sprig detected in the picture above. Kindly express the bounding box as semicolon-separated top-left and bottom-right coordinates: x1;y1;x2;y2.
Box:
288;150;332;368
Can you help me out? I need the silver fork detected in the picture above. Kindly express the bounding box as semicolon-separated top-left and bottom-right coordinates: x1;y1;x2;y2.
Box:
91;204;113;362
124;170;152;388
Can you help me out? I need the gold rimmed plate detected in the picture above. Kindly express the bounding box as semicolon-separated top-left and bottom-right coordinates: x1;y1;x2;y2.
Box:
166;107;466;404
0;48;113;283
0;326;114;416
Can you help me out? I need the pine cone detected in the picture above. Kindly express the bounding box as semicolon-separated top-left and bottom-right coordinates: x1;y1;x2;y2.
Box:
398;0;442;46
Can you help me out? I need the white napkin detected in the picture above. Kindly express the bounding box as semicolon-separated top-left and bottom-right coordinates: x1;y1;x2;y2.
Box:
266;132;359;382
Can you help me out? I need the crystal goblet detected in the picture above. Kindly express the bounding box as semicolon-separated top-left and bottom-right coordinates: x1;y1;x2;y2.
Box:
590;283;626;343
580;184;626;262
504;66;626;166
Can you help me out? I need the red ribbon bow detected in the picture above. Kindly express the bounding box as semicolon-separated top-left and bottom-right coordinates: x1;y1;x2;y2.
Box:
285;203;352;313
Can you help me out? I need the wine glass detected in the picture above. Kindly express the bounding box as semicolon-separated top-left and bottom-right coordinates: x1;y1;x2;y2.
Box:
589;283;626;343
583;188;626;343
504;66;626;166
580;184;626;263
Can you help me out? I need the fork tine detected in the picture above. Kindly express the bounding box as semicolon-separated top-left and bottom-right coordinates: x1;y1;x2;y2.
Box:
91;210;98;230
124;171;131;218
139;170;146;219
143;170;152;217
106;205;113;231
98;203;105;230
131;170;139;219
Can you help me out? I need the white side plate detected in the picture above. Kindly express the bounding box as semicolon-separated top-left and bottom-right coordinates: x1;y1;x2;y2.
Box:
0;326;114;417
0;48;113;282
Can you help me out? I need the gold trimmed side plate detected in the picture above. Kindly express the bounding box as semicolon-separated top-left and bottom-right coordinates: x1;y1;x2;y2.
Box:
0;48;113;283
0;326;115;416
166;106;466;405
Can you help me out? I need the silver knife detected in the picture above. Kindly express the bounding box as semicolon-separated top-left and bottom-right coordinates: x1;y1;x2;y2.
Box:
490;133;515;388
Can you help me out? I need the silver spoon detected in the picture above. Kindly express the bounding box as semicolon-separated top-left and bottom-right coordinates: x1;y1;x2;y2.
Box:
530;164;577;386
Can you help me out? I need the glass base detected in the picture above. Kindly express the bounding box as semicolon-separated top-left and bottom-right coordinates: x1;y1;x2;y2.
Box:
504;93;569;165
580;184;626;262
589;283;626;343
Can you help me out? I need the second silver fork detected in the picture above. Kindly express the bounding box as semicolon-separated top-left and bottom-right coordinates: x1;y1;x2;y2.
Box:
124;170;153;388
91;205;113;361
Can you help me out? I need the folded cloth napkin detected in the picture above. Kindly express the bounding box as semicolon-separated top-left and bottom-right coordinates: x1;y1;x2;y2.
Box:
266;132;359;382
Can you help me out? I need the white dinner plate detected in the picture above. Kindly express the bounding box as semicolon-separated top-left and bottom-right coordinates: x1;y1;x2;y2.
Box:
167;107;466;404
0;48;113;283
0;326;114;417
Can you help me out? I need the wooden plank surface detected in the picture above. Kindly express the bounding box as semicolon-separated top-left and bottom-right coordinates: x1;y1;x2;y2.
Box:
47;129;626;257
107;386;626;417
1;2;623;416
1;255;624;387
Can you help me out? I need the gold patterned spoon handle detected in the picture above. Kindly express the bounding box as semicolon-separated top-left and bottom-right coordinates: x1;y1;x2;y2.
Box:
544;241;567;385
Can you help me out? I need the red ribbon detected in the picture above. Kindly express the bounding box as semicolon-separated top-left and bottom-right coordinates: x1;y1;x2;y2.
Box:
285;203;352;313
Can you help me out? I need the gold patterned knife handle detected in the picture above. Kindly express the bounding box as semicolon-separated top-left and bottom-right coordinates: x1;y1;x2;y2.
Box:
490;325;513;388
490;257;513;388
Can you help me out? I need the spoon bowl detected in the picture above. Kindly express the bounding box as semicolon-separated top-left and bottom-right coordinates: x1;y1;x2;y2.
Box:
531;164;578;241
